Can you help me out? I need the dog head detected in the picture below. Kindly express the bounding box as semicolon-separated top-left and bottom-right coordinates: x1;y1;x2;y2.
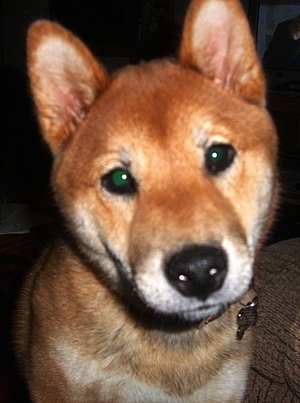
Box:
27;0;278;322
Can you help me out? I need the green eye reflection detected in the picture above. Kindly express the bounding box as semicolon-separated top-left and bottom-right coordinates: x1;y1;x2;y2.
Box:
208;146;225;163
112;169;130;187
101;168;137;196
205;144;236;174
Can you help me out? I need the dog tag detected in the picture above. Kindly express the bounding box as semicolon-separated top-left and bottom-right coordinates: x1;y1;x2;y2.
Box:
236;296;258;340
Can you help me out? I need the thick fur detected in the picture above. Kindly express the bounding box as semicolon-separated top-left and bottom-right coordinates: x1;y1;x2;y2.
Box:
14;0;278;401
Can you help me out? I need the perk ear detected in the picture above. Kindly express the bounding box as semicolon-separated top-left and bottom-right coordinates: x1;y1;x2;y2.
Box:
27;20;110;155
179;0;266;105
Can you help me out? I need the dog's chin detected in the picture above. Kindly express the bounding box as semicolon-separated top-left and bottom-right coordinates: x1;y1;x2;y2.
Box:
126;289;229;327
156;302;230;325
127;301;230;333
178;304;227;323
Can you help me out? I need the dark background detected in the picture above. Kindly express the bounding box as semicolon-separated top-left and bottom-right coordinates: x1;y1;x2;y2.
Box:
1;0;299;242
0;0;190;207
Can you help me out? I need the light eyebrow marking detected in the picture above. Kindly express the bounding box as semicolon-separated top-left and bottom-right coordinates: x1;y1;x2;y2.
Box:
193;120;234;153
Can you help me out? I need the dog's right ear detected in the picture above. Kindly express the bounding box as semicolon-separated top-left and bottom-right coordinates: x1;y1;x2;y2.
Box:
27;20;110;155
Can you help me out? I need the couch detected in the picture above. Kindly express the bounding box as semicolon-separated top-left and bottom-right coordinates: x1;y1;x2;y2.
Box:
244;237;300;402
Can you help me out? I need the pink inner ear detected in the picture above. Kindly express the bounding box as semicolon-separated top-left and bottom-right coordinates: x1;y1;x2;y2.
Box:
198;32;232;87
28;21;111;153
191;1;239;86
38;69;88;133
180;0;265;104
54;83;87;126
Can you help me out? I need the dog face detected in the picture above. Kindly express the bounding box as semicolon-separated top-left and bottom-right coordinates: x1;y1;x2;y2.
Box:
27;0;278;322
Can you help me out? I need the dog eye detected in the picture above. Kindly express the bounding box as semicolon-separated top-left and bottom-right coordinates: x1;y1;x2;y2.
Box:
101;168;137;196
205;144;236;174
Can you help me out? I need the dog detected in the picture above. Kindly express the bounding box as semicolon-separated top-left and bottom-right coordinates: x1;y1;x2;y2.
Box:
13;0;278;401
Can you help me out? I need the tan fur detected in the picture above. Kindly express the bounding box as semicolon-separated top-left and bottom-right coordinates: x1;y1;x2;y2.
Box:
14;0;278;401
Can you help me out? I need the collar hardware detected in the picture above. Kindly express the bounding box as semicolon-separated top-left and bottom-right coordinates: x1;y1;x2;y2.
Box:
236;296;258;340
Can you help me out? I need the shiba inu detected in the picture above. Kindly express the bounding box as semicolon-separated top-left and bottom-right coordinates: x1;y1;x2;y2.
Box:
13;0;278;401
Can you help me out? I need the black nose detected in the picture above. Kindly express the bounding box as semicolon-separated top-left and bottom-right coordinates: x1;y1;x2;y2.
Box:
165;245;227;300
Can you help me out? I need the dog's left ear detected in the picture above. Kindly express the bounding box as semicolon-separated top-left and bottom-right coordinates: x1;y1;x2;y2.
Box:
179;0;265;105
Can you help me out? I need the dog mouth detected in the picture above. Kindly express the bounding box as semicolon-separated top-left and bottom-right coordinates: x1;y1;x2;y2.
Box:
111;267;228;324
131;277;251;324
102;241;249;323
126;295;231;329
155;301;229;324
128;284;232;324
